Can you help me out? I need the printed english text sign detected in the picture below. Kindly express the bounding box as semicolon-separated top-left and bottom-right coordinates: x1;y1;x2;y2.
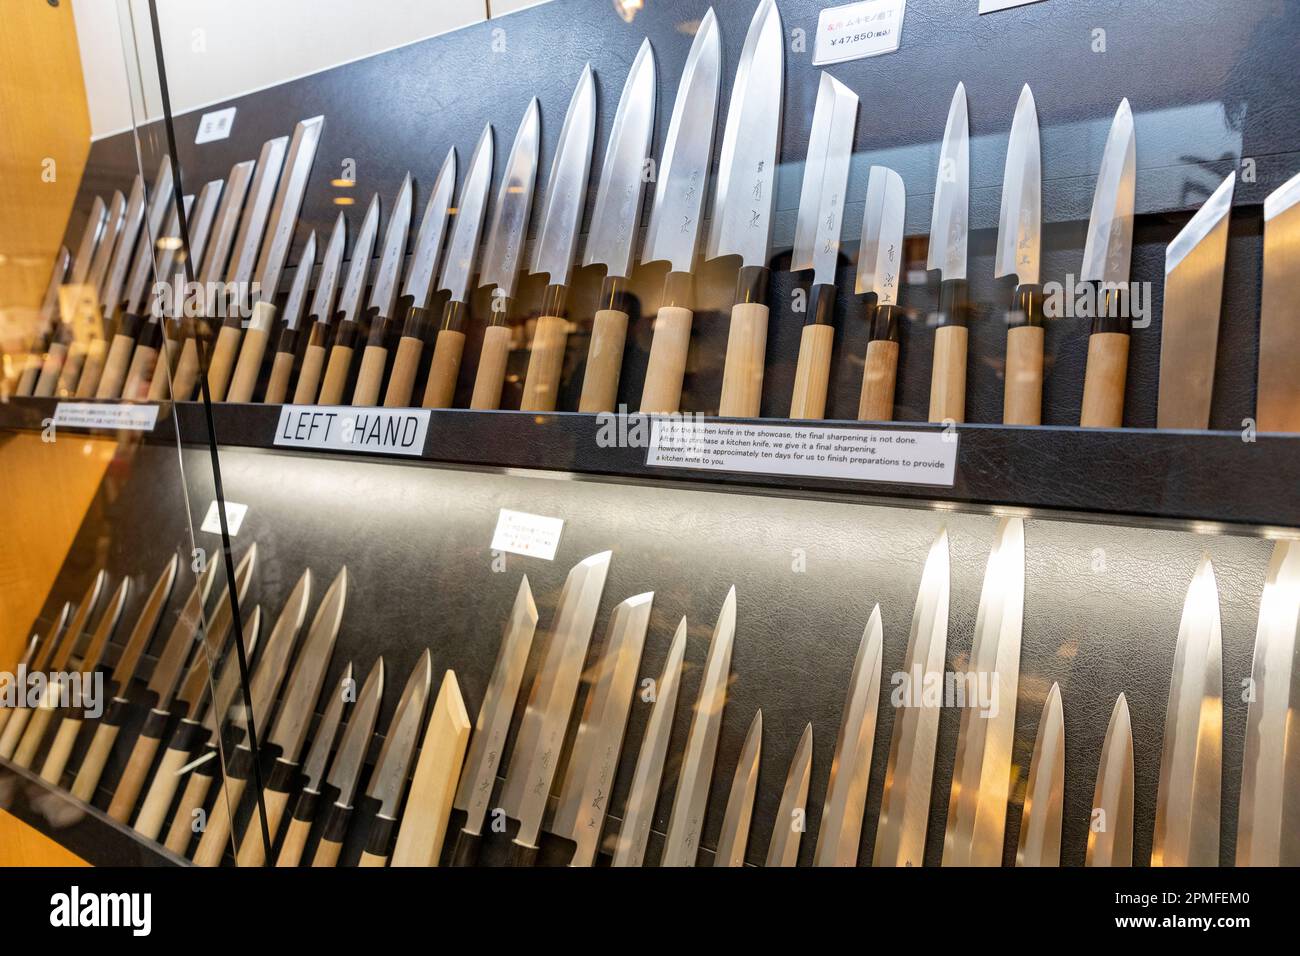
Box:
273;405;429;456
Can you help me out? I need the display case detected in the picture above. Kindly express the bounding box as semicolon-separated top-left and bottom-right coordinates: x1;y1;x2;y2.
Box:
1;0;1297;888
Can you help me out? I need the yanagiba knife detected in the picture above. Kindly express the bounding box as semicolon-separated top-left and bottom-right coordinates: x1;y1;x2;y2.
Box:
1086;693;1134;866
713;709;762;867
291;212;347;404
317;191;382;404
926;84;971;424
381;149;456;407
421;126;493;409
637;8;720;415
1078;100;1136;428
766;723;813;867
1157;173;1236;430
943;516;1026;866
57;190;124;397
789;73;858;420
553;592;653;866
1015;681;1065;867
874;529;951;867
260;230;316;404
350;174;415;406
1152;555;1222;866
576;39;656;413
518;65;597;413
662;586;736;867
610;616;686;867
1236;540;1300;865
76;177;145;397
14;245;69;396
226;116;324;403
471;98;540;410
0;604;72;742
1256;172;1300;433
450;577;539;866
500;552;612;865
813;604;883;866
997;86;1045;425
32;196;106;397
709;0;784;419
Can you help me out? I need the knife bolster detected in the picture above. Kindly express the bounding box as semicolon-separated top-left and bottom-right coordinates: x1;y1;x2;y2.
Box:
101;695;129;727
598;274;631;314
735;265;769;305
1006;283;1044;329
320;802;352;845
449;828;482;867
662;270;694;308
331;317;361;351
540;283;567;320
869;302;900;342
436;299;466;335
292;788;320;824
167;717;202;755
363;814;396;860
306;319;331;350
138;707;170;739
364;306;392;348
508;840;540;867
226;743;254;780
933;278;970;328
807;283;836;327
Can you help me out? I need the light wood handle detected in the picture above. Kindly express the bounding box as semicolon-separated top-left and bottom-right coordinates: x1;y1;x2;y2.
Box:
12;703;56;768
470;325;512;410
0;703;10;740
237;787;292;867
312;837;343;868
16;358;40;396
274;812;311;868
107;731;162;822
264;350;295;405
640;306;694;414
32;341;68;397
1003;325;1045;426
193;776;247;866
55;344;86;396
421;330;464;409
94;333;137;399
928;325;968;423
352;344;387;406
206;324;243;401
318;344;354;405
71;720;119;802
1080;332;1129;428
0;707;33;759
859;339;899;422
718;302;769;418
294;343;328;404
40;716;82;785
789;323;835;420
579;309;629;413
227;323;272;403
358;851;388;868
385;335;425;408
132;745;191;841
520;314;569;412
167;336;200;401
123;344;158;402
164;771;212;855
74;338;109;397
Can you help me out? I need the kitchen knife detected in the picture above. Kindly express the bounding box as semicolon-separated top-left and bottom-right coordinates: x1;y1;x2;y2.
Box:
0;603;71;742
1256;172;1300;432
351;173;415;406
766;722;813;867
14;245;70;396
926;84;971;424
713;708;761;867
76;179;144;397
1086;693;1133;866
291;212;347;404
260;230;316;403
317;192;381;404
1015;681;1064;867
33;196;106;397
57;190;124;397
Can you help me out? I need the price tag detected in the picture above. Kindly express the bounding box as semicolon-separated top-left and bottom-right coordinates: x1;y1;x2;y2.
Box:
813;0;906;66
200;500;247;536
53;402;159;432
273;405;429;457
195;107;237;144
491;509;564;561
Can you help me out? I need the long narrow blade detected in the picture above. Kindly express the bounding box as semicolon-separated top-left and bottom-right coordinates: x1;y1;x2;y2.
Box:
307;212;347;323
253;116;324;301
1152;555;1223;866
151;195;194;296
193;606;262;727
453;576;539;835
943;516;1026;866
105;556;179;689
438;126;493;304
169;549;258;711
198;160;255;287
365;649;432;816
611;616;687;867
68;197;107;288
583;40;656;280
300;662;353;790
47;571;107;671
714;709;762;867
1080;99;1136;285
269;566;348;760
325;657;384;805
662;586;737;867
554;592;653;866
814;604;883;866
927;84;969;280
86;192;126;305
529;65;596;287
280;231;316;333
229;568;312;734
707;0;783;267
30;604;73;673
228;136;289;285
113;556;216;691
39;247;71;328
1257;172;1300;433
101;176;145;312
75;578;130;677
995;85;1041;285
183;182;223;287
337;195;380;323
792;73;858;286
767;723;813;867
1015;681;1065;867
1086;693;1134;866
479;98;540;298
642;8;719;272
121;160;176;312
402;149;457;309
874;529;951;867
1237;539;1300;865
367;173;413;319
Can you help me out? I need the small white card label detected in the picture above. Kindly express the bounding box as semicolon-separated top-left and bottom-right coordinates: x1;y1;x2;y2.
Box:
200;500;247;536
53;402;159;432
813;0;906;65
646;420;957;487
195;107;237;144
491;509;564;561
273;405;429;457
979;0;1045;13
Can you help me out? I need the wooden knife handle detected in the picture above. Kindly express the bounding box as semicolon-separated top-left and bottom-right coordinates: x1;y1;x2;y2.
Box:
359;814;395;868
719;301;770;418
94;333;137;399
40;715;83;785
0;706;33;759
384;335;425;408
193;774;248;866
318;344;354;405
1003;324;1045;426
16;356;40;396
311;802;352;867
520;312;569;412
206;323;243;401
264;350;296;405
227;302;277;403
928;324;968;424
32;341;68;397
107;717;167;822
12;701;56;768
421;330;464;409
238;774;296;867
640;306;694;414
123;344;158;402
74;338;109;397
0;700;11;740
272;791;316;868
508;839;540;867
164;769;213;856
55;344;86;397
352;344;387;406
449;828;481;867
578;308;630;413
294;341;329;404
859;338;899;422
470;324;512;410
789;322;835;420
71;719;121;802
167;336;200;401
1080;331;1129;428
133;740;194;840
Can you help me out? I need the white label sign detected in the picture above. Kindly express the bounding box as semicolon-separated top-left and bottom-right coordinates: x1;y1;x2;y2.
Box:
491;509;564;561
195;106;237;144
646;420;957;487
200;500;247;536
53;402;159;432
273;405;429;457
813;0;906;65
979;0;1046;13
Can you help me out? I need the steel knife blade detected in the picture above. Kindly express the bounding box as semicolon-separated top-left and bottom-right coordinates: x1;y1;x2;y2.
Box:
324;656;384;807
1256;172;1300;432
1015;681;1065;867
279;231;316;333
995;85;1042;286
927;83;969;281
74;577;130;679
101;176;145;314
110;555;215;696
300;662;355;795
67;196;107;289
403;150;457;311
37;247;71;332
366;649;432;818
479;97;540;299
529;65;596;288
438;125;493;305
191;605;263;732
165;549;257;714
1086;693;1134;866
46;571;107;672
307;212;347;325
86;191;126;308
225;568;312;738
253;116;323;303
1080;99;1136;287
337;194;380;323
228;136;289;286
198;161;255;287
714;708;762;867
367;173;413;320
792;73;858;287
766;722;813;867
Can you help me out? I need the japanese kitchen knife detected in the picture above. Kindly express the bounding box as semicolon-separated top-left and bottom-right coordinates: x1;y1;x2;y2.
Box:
637;7;720;414
713;708;761;867
450;576;539;866
1079;100;1136;428
76;178;144;397
1015;681;1064;867
1256;172;1300;433
789;73;857;420
926;84;971;424
662;586;736;866
317;192;380;404
766;722;813;867
291;212;347;404
350;173;415;406
576;39;656;413
943;516;1025;866
1152;555;1222;866
57;190;124;396
1157;173;1235;431
32;196;106;397
227;116;324;403
874;529;951;867
1086;693;1133;866
813;604;883;866
471;98;540;410
709;0;783;419
553;591;653;866
14;246;69;396
421;126;493;409
499;552;613;865
260;230;316;404
0;603;71;741
518;64;597;413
